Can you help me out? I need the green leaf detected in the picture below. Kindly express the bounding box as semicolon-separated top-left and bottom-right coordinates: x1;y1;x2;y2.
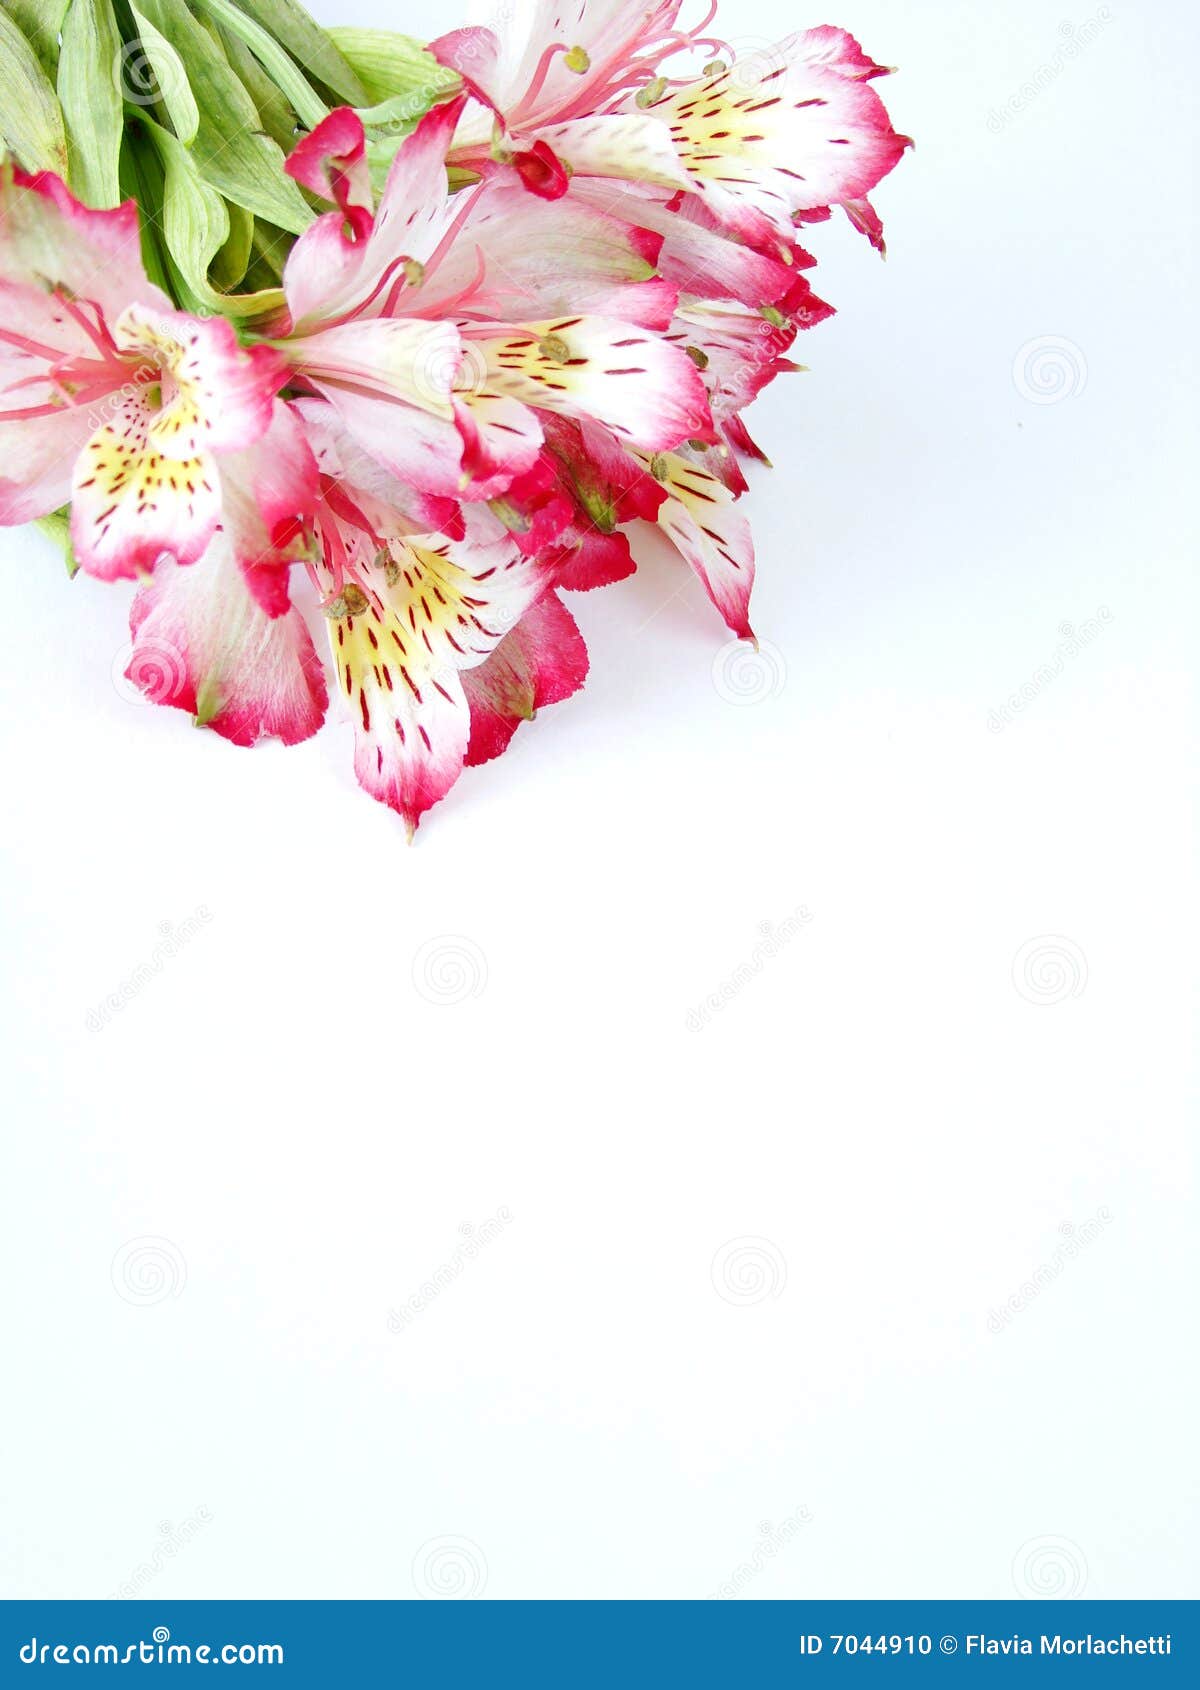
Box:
191;0;326;130
0;7;69;175
136;113;284;318
216;22;299;153
126;3;199;144
209;196;253;289
136;114;228;307
245;215;291;285
117;118;174;295
226;0;367;106
58;0;124;207
132;0;313;233
2;0;70;72
327;27;459;108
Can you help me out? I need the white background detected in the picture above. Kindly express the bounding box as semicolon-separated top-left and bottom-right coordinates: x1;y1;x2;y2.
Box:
1;0;1196;1601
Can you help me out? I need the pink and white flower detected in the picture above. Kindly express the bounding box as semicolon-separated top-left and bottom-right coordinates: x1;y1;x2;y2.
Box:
433;7;909;251
299;402;579;832
2;0;909;835
274;101;712;510
0;171;295;583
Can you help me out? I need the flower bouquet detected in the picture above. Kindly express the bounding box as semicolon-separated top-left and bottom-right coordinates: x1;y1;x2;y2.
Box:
0;0;908;835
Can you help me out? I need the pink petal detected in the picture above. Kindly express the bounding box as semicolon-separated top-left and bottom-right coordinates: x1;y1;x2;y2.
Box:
0;169;168;327
651;450;756;640
126;532;328;747
463;316;714;451
463;590;589;765
115;306;284;455
71;394;221;580
319;511;562;833
285;106;373;236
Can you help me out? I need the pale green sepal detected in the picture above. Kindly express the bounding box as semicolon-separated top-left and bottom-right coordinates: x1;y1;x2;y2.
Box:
35;510;80;577
194;676;223;726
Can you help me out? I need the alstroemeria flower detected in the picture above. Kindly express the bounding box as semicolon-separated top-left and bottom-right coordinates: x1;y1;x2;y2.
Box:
462;589;590;767
553;416;755;638
298;401;578;833
0;170;287;581
274;102;713;508
5;0;907;838
434;7;908;253
121;398;328;744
